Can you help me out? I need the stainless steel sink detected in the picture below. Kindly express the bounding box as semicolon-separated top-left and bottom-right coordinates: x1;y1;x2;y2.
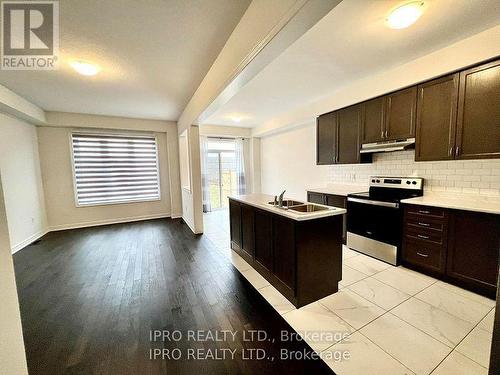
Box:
268;200;304;208
288;204;332;213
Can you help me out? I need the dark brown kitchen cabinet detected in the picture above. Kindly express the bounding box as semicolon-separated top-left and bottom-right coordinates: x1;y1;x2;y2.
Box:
273;216;296;297
337;104;362;164
361;97;385;144
240;205;255;262
403;204;499;298
229;198;343;307
447;210;500;295
254;210;273;276
317;58;500;162
229;201;241;250
316;112;337;165
455;60;500;160
307;191;347;244
307;192;325;205
384;86;417;140
415;74;459;161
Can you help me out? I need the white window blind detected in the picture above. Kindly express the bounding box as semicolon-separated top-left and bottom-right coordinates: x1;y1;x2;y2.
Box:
71;133;160;206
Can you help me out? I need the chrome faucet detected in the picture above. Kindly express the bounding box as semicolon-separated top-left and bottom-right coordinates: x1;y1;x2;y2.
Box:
278;190;286;207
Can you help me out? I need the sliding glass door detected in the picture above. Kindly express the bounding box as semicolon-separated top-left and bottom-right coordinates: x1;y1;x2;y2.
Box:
206;139;237;210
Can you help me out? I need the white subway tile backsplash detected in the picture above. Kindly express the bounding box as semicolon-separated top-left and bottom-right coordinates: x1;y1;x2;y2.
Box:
328;150;500;196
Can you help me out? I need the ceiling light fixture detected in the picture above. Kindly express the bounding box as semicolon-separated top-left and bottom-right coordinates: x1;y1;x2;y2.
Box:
387;2;425;29
70;60;100;76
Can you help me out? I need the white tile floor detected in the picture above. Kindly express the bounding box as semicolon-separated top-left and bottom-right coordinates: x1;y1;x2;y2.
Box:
203;211;495;375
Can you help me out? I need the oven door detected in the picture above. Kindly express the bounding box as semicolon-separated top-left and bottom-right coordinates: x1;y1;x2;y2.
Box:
346;197;402;246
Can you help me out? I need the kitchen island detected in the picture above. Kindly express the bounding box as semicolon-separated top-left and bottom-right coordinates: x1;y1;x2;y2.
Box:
229;194;346;308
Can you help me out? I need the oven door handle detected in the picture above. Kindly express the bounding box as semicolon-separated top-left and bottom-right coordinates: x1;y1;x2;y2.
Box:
347;197;399;208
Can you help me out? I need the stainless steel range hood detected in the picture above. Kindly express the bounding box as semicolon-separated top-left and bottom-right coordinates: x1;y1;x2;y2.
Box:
360;138;415;154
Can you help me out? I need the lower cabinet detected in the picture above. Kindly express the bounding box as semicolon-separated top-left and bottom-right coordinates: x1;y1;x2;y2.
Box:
307;191;347;244
273;216;296;297
229;201;242;250
402;204;499;298
254;210;273;276
240;205;255;262
229;199;343;307
447;210;499;294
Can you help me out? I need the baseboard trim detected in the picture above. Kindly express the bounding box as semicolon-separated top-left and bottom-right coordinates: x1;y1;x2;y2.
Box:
48;213;171;232
11;228;49;254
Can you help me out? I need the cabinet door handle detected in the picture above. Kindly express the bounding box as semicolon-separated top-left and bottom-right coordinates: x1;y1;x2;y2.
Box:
455;146;460;157
418;210;430;214
448;146;453;156
416;252;429;258
417;234;430;239
418;222;430;227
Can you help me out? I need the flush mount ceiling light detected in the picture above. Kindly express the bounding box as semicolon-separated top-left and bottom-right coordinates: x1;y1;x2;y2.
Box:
70;60;100;76
387;2;425;29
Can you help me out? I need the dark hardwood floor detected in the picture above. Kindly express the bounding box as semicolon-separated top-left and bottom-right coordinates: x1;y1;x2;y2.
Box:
13;219;333;375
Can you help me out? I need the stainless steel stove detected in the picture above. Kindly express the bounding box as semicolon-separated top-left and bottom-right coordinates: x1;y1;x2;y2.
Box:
346;177;424;265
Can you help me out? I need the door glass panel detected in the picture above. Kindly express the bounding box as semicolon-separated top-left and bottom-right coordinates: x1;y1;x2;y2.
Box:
207;152;221;209
204;139;238;210
220;151;236;208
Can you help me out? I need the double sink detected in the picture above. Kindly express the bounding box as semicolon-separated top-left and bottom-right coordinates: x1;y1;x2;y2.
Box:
268;199;333;213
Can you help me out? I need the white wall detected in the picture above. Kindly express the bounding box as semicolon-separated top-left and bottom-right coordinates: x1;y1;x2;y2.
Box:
261;123;330;200
260;122;500;200
0;113;48;252
38;126;173;230
253;25;500;137
45;112;182;218
0;173;29;375
180;125;203;234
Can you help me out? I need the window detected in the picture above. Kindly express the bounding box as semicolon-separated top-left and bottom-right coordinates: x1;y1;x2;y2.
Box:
71;133;160;206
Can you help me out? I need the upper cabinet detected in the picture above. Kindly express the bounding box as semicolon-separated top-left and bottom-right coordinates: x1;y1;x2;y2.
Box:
316;112;337;165
455;60;500;160
316;58;500;163
337;104;362;164
316;104;371;165
415;74;459;161
384;86;417;140
361;97;385;144
361;87;416;144
416;60;500;161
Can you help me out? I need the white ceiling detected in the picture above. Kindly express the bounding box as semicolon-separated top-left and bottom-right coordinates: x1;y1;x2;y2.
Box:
203;0;500;128
0;0;250;120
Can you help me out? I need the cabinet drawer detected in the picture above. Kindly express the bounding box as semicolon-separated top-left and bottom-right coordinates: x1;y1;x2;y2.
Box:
403;240;443;272
406;205;446;219
406;227;445;245
406;218;444;232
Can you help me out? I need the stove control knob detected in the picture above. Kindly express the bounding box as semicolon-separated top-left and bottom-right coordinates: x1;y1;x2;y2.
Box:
371;179;375;183
376;179;380;183
412;181;417;185
406;181;411;184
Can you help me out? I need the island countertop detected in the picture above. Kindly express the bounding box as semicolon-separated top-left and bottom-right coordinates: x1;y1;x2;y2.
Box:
228;193;346;221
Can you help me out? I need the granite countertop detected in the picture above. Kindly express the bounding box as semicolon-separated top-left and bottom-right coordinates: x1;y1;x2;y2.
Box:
307;184;368;197
401;192;500;215
228;193;346;221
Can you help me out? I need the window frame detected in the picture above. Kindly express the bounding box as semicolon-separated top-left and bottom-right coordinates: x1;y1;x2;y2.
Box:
69;131;162;208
